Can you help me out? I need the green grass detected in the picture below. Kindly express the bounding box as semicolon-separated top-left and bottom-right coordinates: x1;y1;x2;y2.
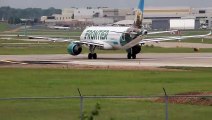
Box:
161;38;212;44
1;39;212;55
18;30;81;37
0;39;68;54
174;38;212;44
0;23;10;32
1;99;211;120
1;29;212;55
2;43;212;55
0;27;82;37
1;68;212;97
0;68;211;120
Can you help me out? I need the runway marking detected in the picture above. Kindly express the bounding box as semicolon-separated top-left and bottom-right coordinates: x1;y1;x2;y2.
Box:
0;60;28;65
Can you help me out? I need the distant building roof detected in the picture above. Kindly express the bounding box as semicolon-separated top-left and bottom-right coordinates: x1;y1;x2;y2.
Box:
113;20;134;25
113;19;152;26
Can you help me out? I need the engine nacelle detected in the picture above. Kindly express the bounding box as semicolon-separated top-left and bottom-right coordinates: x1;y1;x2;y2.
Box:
142;29;148;35
67;43;82;56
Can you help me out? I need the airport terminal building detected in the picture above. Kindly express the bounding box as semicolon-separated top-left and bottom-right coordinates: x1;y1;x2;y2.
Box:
41;7;212;30
125;7;212;30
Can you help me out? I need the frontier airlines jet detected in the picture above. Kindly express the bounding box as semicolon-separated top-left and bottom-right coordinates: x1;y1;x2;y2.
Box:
30;0;211;59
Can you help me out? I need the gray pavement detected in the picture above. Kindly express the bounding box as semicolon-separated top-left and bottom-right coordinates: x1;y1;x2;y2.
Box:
0;53;212;67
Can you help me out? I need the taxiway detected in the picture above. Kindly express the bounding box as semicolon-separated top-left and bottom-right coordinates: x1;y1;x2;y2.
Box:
0;53;212;68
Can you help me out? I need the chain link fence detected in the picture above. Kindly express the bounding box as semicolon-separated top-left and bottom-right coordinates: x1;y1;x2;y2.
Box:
0;89;211;120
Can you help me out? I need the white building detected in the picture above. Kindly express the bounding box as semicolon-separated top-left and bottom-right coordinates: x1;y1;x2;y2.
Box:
41;7;212;28
126;7;192;20
41;8;106;25
62;8;75;15
53;14;73;21
92;18;114;25
74;8;103;19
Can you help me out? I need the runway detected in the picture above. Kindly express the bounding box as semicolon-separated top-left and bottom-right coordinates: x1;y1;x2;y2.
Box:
0;53;212;68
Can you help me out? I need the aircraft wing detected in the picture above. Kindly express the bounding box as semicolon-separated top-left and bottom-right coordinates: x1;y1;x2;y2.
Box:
28;36;76;42
28;36;105;47
140;31;211;44
73;40;104;47
147;30;179;35
111;30;178;35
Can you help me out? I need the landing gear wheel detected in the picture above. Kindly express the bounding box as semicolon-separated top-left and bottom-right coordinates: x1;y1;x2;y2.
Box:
132;54;136;59
127;53;137;59
93;53;97;59
88;53;92;59
127;53;132;59
88;53;97;59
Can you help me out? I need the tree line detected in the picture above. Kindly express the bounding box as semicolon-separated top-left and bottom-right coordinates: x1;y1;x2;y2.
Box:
0;6;61;24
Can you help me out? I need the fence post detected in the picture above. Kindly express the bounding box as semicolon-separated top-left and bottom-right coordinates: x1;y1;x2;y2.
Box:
163;88;168;120
78;88;84;120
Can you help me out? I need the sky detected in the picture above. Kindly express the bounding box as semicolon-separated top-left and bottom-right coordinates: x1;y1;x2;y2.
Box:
0;0;212;9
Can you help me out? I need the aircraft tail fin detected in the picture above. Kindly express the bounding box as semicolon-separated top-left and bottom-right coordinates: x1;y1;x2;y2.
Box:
134;0;144;29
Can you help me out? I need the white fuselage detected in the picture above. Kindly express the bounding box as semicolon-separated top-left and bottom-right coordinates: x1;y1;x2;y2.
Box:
80;26;141;50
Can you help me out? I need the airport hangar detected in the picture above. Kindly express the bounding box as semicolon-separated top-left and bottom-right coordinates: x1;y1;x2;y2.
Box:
41;7;212;30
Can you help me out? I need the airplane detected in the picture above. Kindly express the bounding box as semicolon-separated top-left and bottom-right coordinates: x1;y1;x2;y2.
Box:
29;0;211;59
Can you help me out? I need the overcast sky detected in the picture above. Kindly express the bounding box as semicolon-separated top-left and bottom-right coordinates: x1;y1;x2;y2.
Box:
0;0;212;9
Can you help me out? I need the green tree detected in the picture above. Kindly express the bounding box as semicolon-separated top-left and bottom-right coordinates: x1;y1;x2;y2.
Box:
0;6;61;22
8;17;21;24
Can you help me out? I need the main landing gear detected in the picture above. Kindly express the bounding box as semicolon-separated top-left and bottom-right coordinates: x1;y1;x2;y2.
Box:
127;52;136;59
127;45;141;59
88;45;97;59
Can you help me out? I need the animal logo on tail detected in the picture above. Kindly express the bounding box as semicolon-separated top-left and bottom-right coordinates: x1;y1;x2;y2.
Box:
134;0;145;29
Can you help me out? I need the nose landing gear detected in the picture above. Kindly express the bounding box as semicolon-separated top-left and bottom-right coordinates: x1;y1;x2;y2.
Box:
88;45;97;59
88;53;97;59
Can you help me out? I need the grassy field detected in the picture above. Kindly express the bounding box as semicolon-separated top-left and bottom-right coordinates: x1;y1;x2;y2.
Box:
0;26;82;37
0;68;211;120
172;38;212;44
1;28;212;55
1;26;211;43
0;23;10;32
1;39;212;55
18;29;81;38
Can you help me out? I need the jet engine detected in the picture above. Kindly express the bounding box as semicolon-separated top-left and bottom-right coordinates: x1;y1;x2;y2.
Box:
142;29;148;35
67;43;82;56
